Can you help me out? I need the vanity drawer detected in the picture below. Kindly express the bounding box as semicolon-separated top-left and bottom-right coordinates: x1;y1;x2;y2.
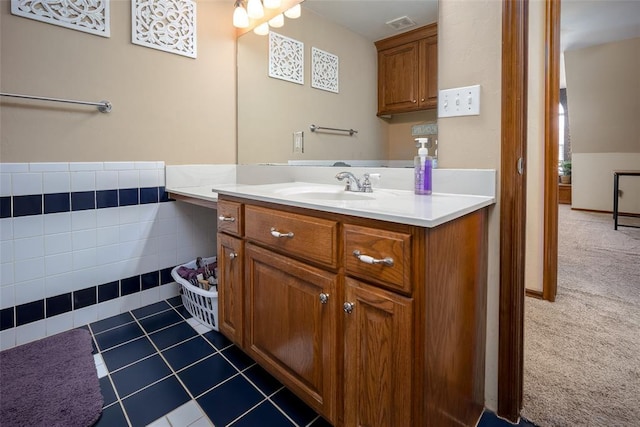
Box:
217;200;243;237
344;224;412;294
245;205;338;268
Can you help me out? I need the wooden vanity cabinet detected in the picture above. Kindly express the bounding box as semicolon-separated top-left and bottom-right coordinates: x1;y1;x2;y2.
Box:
217;233;244;346
376;23;438;115
343;277;413;427
245;243;338;421
216;195;488;427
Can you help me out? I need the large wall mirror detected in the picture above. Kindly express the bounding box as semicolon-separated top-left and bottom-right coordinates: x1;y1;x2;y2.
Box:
237;1;438;165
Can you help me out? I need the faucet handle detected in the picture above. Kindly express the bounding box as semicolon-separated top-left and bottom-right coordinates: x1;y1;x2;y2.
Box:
362;173;373;193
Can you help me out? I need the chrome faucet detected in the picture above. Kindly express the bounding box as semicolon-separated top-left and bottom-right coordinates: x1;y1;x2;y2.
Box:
335;172;373;193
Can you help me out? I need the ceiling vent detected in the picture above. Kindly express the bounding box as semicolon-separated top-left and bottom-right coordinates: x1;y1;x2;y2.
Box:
386;16;417;31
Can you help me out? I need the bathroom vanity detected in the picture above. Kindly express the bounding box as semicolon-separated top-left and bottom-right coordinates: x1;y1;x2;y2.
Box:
192;181;493;427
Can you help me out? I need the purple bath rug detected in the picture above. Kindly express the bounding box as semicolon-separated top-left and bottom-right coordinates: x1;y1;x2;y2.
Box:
0;328;103;427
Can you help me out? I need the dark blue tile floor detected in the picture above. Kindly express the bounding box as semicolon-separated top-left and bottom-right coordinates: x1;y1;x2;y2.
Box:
89;297;536;427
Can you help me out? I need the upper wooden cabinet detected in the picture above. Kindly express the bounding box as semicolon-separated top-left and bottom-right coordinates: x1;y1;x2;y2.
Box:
375;23;438;116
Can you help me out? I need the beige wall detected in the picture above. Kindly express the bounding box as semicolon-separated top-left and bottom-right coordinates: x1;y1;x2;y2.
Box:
565;37;640;211
386;110;438;160
0;0;236;164
237;8;385;164
565;37;640;154
438;0;502;411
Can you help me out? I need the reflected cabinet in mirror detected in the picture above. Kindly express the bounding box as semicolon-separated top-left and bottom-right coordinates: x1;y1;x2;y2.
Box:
237;1;438;165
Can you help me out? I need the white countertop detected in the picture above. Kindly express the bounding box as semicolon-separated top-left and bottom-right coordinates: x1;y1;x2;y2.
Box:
168;181;495;228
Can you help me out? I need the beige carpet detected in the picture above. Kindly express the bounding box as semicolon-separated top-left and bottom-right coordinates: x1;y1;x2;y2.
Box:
522;206;640;426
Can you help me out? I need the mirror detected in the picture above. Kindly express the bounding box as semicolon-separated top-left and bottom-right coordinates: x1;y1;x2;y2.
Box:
237;1;438;165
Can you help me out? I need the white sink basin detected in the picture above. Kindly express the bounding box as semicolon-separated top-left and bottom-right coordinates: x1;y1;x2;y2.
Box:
273;185;375;201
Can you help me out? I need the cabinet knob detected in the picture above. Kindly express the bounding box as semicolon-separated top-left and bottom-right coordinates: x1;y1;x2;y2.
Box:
229;252;238;259
218;215;236;222
270;227;294;238
412;99;417;103
421;98;425;102
319;293;329;304
343;302;355;314
353;250;394;267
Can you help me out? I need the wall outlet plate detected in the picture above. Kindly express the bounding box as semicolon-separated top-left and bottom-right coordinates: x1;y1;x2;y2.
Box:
293;131;304;153
438;84;481;118
411;123;438;136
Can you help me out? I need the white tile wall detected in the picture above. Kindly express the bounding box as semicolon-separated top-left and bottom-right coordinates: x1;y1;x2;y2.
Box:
71;171;96;192
96;171;118;190
69;162;103;171
45;233;73;255
119;170;139;188
12;173;42;195
44;213;71;235
0;163;28;173
1;162;216;350
43;172;71;193
1;174;12;196
15;320;46;346
15;279;44;305
46;312;73;335
13;216;44;239
29;163;69;172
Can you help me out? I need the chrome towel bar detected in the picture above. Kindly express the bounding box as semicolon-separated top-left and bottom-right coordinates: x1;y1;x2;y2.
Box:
309;124;358;136
0;92;112;113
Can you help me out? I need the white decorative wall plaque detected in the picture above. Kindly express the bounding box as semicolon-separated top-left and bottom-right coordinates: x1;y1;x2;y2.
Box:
11;0;110;37
132;0;197;59
269;32;304;85
311;47;339;93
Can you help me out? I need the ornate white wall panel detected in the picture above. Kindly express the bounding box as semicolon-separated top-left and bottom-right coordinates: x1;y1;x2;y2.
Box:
269;32;304;85
132;0;197;59
311;47;339;93
11;0;110;37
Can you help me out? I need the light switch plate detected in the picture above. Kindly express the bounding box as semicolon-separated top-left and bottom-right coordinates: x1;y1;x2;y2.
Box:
438;85;481;118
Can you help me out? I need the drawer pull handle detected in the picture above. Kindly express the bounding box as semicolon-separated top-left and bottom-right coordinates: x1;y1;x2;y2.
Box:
229;252;238;260
319;293;329;304
343;302;355;314
353;250;394;267
270;227;294;238
218;215;236;222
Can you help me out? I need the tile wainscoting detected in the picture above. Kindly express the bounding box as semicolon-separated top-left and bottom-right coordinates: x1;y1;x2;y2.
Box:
0;162;217;350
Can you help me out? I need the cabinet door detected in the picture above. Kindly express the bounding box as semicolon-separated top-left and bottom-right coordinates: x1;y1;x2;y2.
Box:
377;42;419;115
245;243;337;423
217;233;244;346
343;277;413;427
419;35;438;109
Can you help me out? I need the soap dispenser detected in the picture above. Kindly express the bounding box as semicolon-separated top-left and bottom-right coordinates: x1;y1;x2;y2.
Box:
414;138;432;195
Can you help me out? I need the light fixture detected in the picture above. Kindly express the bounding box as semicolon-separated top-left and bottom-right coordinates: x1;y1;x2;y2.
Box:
284;3;301;19
232;1;302;33
232;0;249;28
246;0;264;19
263;0;281;9
254;22;270;36
268;13;284;28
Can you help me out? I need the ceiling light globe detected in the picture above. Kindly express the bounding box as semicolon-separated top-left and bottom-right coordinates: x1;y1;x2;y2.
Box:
263;0;281;9
284;4;301;19
254;22;270;35
247;0;264;19
268;13;285;28
233;5;249;28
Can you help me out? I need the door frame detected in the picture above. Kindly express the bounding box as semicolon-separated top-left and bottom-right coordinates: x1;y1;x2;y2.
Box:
498;0;561;421
542;0;560;302
498;0;529;421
